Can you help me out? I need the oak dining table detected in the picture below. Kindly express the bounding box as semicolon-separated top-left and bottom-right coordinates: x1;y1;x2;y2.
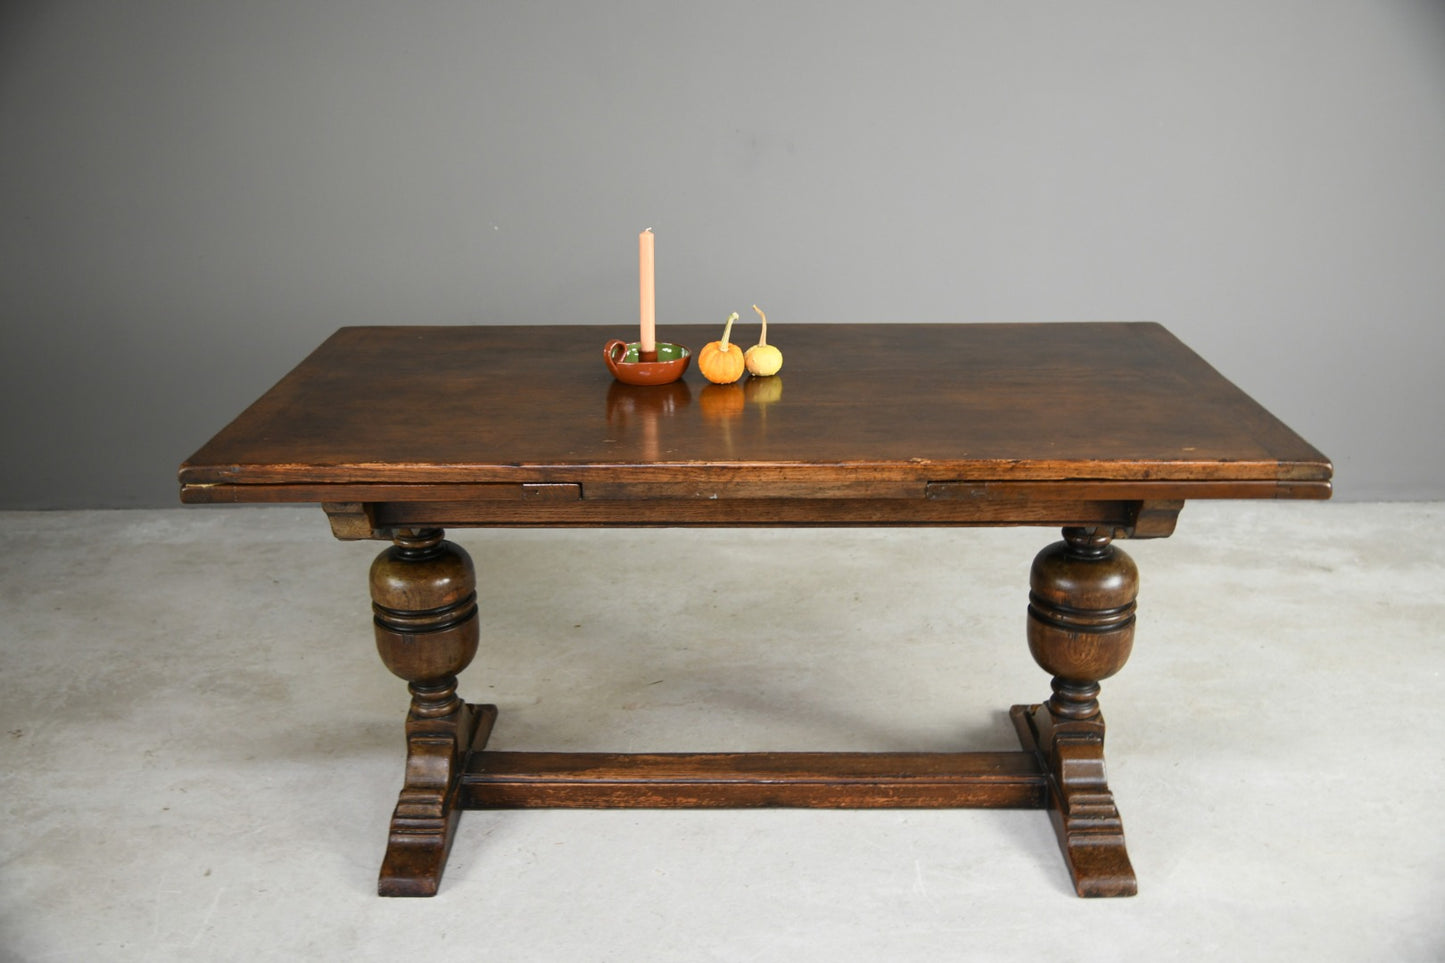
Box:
179;321;1331;898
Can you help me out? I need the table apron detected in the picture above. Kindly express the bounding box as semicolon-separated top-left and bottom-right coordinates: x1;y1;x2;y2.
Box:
324;496;1184;536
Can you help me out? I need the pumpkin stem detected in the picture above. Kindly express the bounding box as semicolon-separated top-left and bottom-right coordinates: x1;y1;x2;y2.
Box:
752;304;768;346
721;311;738;350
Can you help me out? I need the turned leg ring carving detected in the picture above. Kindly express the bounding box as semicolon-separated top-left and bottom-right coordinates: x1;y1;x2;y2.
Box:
1027;525;1137;721
371;528;479;717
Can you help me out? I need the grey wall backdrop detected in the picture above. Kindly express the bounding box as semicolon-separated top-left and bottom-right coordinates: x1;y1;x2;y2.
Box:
3;1;1442;508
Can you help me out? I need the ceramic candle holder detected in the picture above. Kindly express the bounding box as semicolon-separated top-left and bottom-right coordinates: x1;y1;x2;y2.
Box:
604;340;691;386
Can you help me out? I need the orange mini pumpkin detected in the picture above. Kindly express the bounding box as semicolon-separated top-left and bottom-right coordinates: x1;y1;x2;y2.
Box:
697;312;746;385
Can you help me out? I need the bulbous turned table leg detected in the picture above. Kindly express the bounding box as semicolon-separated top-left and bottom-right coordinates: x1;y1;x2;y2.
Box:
370;528;490;897
1010;526;1140;897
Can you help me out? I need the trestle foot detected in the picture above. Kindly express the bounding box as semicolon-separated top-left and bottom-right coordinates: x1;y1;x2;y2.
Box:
1012;704;1136;897
378;703;494;897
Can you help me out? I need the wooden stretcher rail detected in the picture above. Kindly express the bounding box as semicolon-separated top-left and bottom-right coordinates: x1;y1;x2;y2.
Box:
462;749;1049;809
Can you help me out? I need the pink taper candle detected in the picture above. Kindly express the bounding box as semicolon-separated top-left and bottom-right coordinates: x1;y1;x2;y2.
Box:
638;229;656;356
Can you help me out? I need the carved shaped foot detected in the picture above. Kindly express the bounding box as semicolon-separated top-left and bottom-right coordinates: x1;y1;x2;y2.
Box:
1012;704;1136;897
379;702;494;896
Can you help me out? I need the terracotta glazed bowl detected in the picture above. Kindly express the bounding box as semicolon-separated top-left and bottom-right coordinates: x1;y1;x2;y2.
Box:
603;340;691;386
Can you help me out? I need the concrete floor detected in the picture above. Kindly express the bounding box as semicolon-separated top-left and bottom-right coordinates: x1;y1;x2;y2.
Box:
1;502;1442;961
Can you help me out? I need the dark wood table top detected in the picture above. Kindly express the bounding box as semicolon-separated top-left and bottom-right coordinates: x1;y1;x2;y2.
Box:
179;322;1330;508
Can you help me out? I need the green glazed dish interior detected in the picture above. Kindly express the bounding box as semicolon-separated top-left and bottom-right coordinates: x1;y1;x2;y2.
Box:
618;342;689;363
